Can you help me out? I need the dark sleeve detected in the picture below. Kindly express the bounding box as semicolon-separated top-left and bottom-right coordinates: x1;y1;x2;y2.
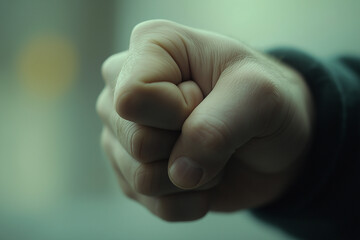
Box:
251;49;360;240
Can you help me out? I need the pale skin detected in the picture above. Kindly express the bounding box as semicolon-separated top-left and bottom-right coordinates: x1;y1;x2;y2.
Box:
96;20;314;221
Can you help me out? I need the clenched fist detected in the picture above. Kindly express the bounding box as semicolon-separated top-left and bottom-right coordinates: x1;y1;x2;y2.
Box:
96;20;314;221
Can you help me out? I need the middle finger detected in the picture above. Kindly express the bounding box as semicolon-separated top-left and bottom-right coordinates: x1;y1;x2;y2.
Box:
102;127;182;196
96;87;179;162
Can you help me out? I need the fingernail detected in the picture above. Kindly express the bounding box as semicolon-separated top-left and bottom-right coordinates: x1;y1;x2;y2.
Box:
169;157;203;189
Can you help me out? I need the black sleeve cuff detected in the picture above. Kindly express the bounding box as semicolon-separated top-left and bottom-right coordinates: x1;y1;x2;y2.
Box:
251;48;357;239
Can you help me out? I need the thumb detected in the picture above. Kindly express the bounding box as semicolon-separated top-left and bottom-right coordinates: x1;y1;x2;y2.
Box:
168;64;282;189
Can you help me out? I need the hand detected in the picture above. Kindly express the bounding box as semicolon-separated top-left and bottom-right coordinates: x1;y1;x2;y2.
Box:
96;20;314;221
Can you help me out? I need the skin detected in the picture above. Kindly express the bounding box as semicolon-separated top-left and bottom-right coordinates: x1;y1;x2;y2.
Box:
96;20;314;221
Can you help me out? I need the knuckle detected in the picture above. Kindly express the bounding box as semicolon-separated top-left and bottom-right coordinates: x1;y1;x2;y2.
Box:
101;55;115;80
183;115;230;151
114;118;146;160
255;79;284;121
100;128;112;152
257;79;281;104
115;84;145;120
127;125;145;160
244;68;285;133
95;88;107;117
113;114;123;139
245;63;283;114
101;51;128;87
133;165;155;196
131;19;176;39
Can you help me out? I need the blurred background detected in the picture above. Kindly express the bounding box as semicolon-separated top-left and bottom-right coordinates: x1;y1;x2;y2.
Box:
0;0;359;239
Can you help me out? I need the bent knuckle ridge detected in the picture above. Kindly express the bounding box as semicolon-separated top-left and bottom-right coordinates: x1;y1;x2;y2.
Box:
131;20;176;39
185;116;230;150
115;87;135;120
252;79;286;135
95;89;108;117
128;125;144;160
133;165;153;195
115;84;147;121
258;81;284;118
101;55;115;79
100;129;111;151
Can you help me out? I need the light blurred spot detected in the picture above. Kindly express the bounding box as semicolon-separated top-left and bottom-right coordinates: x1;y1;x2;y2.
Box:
16;34;79;98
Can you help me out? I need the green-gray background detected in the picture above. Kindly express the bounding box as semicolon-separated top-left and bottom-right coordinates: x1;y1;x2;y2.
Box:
1;1;359;239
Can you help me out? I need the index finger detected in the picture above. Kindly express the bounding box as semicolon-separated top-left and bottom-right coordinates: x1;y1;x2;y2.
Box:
101;51;128;90
114;20;203;130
